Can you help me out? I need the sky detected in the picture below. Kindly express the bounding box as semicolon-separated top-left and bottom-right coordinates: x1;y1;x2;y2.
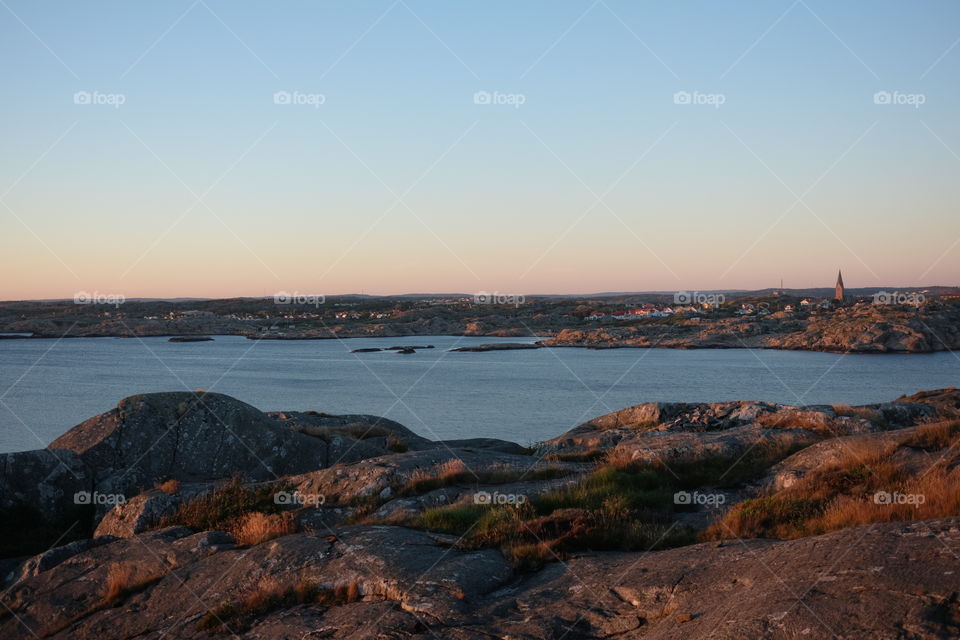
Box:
1;0;959;299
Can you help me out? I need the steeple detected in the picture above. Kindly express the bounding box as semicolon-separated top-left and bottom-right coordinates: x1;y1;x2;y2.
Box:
835;270;845;302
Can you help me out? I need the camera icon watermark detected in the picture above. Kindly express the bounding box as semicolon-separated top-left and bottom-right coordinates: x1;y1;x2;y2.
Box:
872;291;925;306
74;291;125;308
673;90;725;108
873;90;925;108
473;90;526;109
273;90;326;108
474;490;527;506
473;291;526;307
73;90;126;108
674;291;725;306
74;491;126;506
274;490;325;506
873;491;924;505
673;491;726;506
274;291;325;307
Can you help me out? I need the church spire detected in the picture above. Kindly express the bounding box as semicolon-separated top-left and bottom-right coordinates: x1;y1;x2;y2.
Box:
835;270;845;302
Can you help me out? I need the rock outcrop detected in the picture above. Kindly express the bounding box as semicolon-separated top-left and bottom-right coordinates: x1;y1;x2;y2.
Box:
291;448;577;506
92;491;181;538
2;520;958;639
537;396;937;464
1;388;958;639
48;392;329;500
541;306;960;353
0;449;91;520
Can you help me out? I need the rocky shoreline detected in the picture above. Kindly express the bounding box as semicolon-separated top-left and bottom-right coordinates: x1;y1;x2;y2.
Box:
539;305;960;353
4;297;959;354
0;388;958;638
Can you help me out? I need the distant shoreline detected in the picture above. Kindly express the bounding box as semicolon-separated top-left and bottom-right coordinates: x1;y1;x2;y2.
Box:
0;332;954;355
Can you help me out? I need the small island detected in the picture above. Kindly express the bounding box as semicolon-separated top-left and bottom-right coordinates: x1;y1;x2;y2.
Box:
449;342;542;352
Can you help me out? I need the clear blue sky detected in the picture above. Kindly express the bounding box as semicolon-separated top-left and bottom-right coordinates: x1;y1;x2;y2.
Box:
2;1;959;298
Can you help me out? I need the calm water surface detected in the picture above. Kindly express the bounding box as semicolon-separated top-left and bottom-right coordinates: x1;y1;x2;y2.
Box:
1;335;958;452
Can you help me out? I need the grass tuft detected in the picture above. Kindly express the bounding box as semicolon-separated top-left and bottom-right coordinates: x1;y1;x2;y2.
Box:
900;420;960;451
230;512;295;546
157;476;292;541
704;437;960;541
197;576;361;632
155;478;180;494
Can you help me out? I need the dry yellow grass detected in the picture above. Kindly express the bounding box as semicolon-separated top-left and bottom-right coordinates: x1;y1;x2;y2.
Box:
231;512;295;546
603;444;637;470
104;564;136;604
818;465;960;530
197;575;364;632
345;580;359;603
156;478;180;494
899;419;960;451
240;576;284;611
100;562;168;607
502;540;559;570
706;437;960;541
403;459;474;493
832;404;884;423
409;459;467;484
41;561;170;636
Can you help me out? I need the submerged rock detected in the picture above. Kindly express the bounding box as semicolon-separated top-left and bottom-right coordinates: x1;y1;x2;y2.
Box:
448;342;541;352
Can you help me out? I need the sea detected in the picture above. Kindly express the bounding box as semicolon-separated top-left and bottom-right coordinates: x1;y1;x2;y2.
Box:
1;335;957;452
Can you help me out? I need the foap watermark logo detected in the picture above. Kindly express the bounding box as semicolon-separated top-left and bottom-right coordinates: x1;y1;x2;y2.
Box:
274;291;325;307
74;491;126;506
474;490;527;506
674;491;726;506
872;291;925;306
74;291;125;308
273;90;326;108
873;90;925;108
473;90;526;108
73;90;126;108
873;491;925;506
274;490;326;506
474;291;526;307
674;291;725;306
673;90;725;109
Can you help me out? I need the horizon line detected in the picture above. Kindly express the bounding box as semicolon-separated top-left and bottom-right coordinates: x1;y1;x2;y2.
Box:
3;284;959;304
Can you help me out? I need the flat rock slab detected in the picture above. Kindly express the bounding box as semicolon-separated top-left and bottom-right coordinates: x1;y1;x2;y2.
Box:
2;519;958;639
